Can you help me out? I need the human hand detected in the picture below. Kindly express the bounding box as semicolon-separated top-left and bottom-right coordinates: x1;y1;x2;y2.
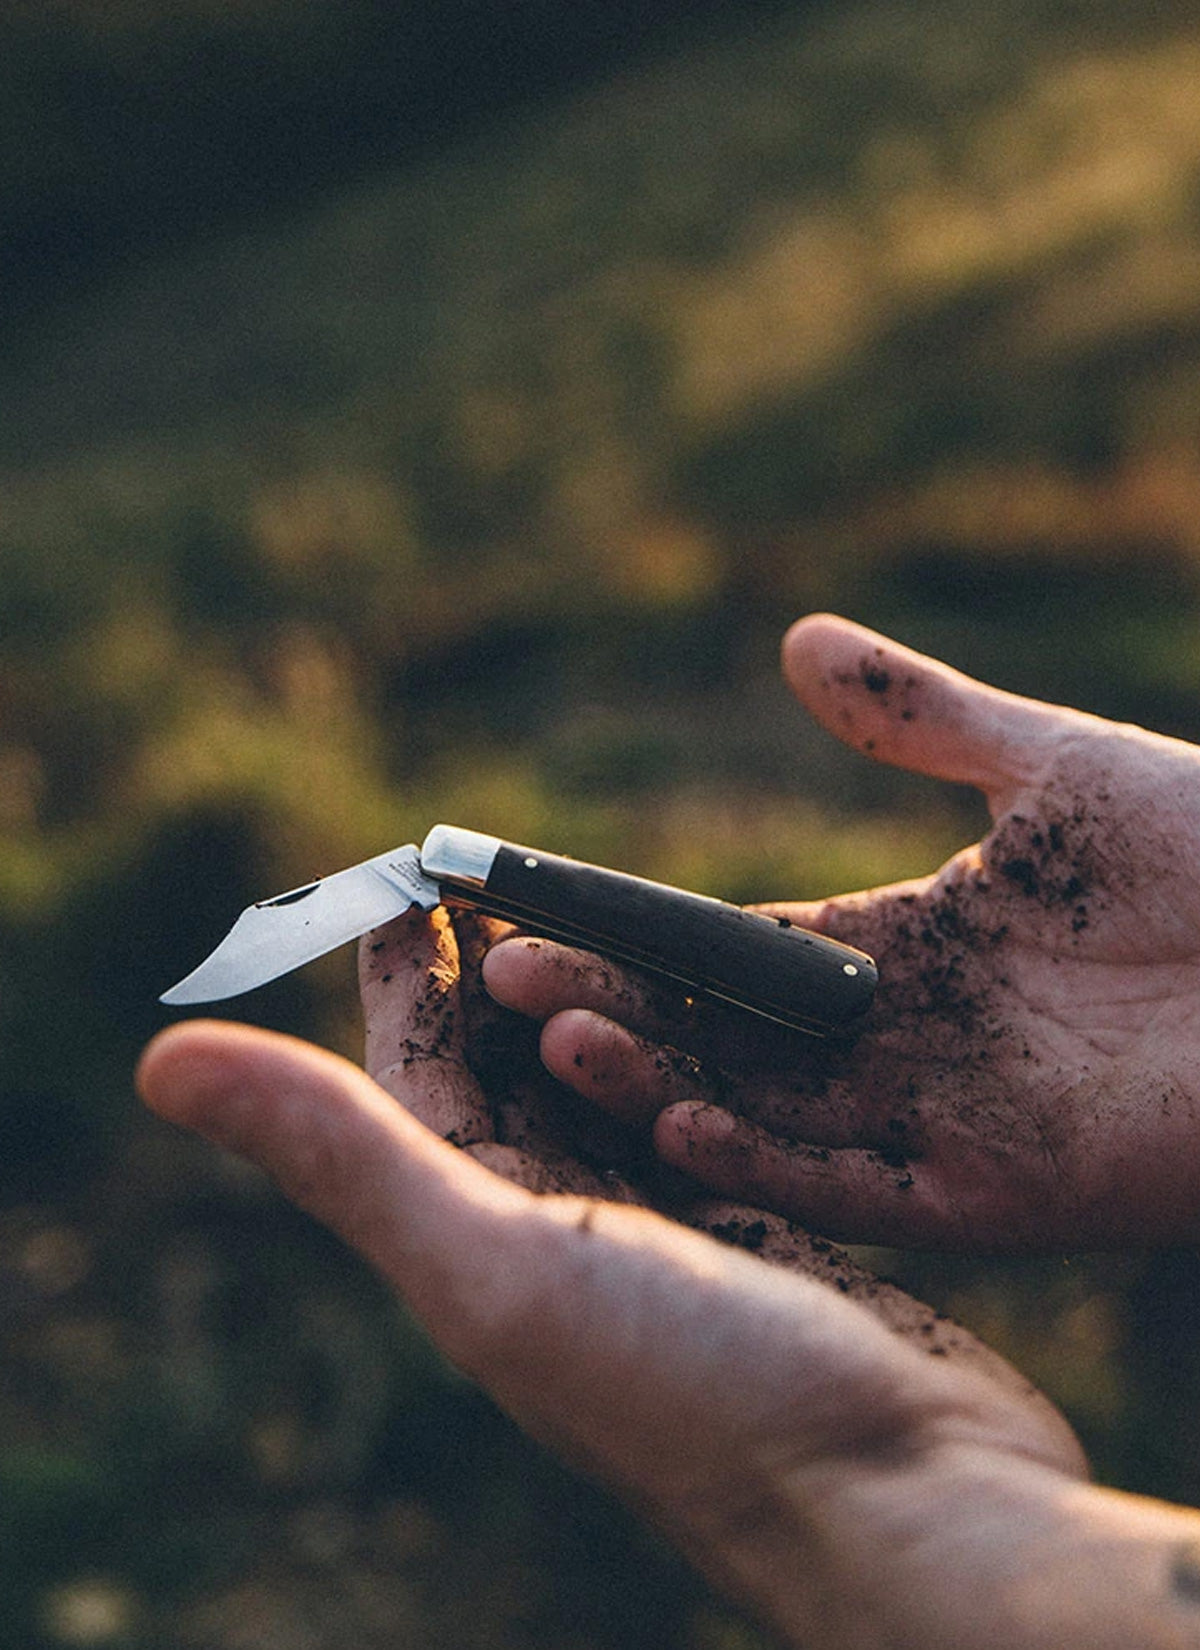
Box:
483;613;1200;1249
140;975;1200;1650
356;905;1054;1402
143;993;1182;1650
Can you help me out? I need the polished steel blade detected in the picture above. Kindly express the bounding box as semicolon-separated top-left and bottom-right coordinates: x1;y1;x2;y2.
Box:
160;845;438;1005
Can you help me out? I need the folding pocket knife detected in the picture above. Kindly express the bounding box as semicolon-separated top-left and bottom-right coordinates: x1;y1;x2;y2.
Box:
160;824;877;1035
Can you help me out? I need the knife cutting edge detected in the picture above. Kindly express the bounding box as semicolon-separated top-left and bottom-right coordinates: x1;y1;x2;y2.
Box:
160;824;877;1036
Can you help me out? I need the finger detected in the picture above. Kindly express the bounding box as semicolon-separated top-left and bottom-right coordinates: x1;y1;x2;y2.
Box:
782;613;1068;810
539;1008;870;1147
447;910;531;1097
447;909;518;1023
483;936;694;1038
135;1021;521;1343
484;934;819;1071
359;906;492;1144
655;1101;959;1248
539;1009;713;1126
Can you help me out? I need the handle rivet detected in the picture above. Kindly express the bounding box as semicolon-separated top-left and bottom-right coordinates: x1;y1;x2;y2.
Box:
524;856;539;869
842;963;859;977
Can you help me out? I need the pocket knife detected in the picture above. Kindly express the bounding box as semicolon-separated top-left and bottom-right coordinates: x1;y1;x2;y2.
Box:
160;824;877;1035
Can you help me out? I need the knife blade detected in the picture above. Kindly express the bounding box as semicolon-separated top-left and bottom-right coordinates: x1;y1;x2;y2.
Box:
160;824;877;1035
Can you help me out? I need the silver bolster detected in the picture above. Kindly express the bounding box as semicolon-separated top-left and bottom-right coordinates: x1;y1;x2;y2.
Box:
419;824;502;889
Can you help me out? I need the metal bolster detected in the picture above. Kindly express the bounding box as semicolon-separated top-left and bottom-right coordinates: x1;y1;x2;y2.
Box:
420;824;502;889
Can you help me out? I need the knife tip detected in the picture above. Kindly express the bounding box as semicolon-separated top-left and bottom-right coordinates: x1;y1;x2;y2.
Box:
159;977;216;1007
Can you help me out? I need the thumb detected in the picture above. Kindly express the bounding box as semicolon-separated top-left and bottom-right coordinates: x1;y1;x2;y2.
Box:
782;614;1070;810
136;1020;523;1353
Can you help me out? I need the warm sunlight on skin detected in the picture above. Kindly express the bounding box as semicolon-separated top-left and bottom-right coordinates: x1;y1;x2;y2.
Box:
485;615;1200;1250
133;614;1200;1645
139;931;1200;1648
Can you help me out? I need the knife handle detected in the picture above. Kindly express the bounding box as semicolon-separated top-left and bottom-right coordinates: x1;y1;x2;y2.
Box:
420;825;876;1036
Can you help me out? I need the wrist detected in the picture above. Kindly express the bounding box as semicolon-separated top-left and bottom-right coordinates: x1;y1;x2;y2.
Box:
729;1438;1200;1650
604;1277;1089;1648
656;1394;995;1647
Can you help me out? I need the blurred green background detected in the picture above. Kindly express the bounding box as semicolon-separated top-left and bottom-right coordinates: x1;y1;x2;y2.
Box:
5;0;1200;1642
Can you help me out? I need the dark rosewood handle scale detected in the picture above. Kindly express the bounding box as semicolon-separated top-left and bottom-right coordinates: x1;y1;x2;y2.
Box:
420;826;876;1037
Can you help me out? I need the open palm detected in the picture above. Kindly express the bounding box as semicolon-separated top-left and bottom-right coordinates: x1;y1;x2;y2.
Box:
485;614;1200;1249
138;1008;1111;1650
